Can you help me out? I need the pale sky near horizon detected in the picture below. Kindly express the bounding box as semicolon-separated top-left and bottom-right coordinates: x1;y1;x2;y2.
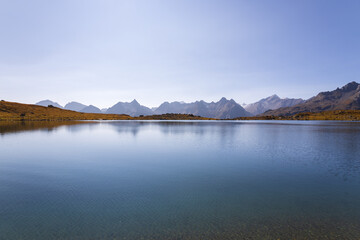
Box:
0;0;359;108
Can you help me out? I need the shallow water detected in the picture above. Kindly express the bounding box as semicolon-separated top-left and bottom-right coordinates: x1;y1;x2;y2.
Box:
1;120;360;239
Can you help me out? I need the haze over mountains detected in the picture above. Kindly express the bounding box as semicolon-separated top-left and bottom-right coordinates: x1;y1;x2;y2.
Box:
64;102;87;112
106;99;153;116
36;100;103;114
36;100;63;109
155;98;251;118
35;95;304;118
35;82;360;118
80;105;102;114
36;98;252;118
244;95;304;115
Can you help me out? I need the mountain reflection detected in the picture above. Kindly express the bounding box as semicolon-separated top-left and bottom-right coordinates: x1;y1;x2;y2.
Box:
1;120;360;181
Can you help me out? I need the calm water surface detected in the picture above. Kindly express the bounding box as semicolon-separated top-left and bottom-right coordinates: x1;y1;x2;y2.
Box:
1;120;360;239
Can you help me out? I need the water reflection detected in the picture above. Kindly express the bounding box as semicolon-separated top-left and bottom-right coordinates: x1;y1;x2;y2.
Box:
1;120;360;239
0;121;86;136
1;120;360;181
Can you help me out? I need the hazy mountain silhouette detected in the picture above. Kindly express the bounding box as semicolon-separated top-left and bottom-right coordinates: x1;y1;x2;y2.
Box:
264;82;360;116
64;102;87;111
106;99;153;117
35;82;360;118
35;98;251;118
155;97;251;118
36;100;63;108
80;105;102;114
244;95;304;115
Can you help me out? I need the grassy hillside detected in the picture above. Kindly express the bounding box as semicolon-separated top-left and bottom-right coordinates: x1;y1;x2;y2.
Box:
236;110;360;121
0;100;133;121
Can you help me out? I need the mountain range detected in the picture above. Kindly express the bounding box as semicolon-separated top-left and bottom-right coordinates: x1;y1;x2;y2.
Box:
36;100;103;114
264;81;360;116
155;98;251;118
36;98;252;118
35;81;360;118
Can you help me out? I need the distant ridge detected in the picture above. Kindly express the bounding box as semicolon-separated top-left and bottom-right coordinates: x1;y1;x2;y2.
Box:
36;100;63;109
33;82;360;118
80;105;102;114
155;97;251;118
64;101;103;114
264;81;360;116
244;95;304;115
64;102;87;112
106;99;153;117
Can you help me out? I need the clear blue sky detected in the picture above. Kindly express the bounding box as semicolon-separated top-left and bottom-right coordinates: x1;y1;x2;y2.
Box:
0;0;359;108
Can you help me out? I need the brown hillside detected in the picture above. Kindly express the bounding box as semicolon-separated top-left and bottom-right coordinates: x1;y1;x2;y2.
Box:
0;100;133;121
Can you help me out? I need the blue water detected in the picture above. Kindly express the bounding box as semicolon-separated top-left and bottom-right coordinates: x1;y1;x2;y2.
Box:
0;120;360;239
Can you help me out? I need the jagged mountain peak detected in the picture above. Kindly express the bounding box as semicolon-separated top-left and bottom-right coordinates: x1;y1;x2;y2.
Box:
218;97;228;103
268;94;280;100
340;81;359;91
131;99;139;105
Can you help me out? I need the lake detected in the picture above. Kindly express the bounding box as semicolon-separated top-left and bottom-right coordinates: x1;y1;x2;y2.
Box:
1;120;360;239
